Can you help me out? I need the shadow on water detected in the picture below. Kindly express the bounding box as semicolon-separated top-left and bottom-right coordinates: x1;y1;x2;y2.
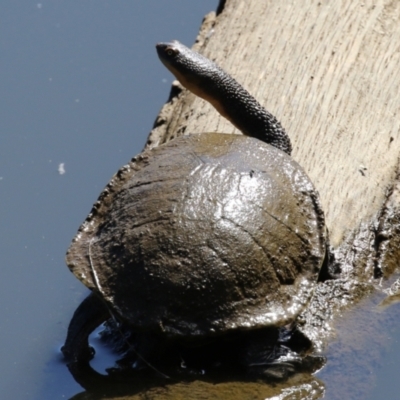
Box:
62;334;326;400
68;375;325;400
43;278;400;400
317;278;400;400
44;274;400;400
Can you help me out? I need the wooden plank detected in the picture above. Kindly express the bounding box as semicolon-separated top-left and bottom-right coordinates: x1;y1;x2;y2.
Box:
149;0;400;247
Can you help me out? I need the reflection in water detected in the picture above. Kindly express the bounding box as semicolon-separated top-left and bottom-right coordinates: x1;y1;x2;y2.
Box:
61;297;325;397
68;370;325;400
58;276;400;400
317;283;400;400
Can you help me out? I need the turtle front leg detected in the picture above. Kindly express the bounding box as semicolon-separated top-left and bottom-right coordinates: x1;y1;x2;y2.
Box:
62;291;110;387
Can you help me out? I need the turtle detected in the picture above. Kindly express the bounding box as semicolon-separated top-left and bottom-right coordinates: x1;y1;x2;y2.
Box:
62;41;327;383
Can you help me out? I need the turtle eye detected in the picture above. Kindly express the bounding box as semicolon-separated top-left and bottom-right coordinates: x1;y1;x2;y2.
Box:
166;47;178;57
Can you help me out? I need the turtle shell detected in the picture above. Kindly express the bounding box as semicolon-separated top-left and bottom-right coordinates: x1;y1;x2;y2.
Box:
67;133;326;337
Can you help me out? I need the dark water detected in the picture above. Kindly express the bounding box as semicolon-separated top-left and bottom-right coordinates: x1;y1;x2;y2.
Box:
317;286;400;400
1;1;399;399
0;2;217;399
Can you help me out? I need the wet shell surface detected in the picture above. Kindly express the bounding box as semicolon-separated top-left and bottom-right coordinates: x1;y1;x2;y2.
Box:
66;132;326;337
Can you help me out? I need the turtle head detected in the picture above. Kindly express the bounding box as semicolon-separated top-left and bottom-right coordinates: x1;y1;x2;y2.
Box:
156;40;219;98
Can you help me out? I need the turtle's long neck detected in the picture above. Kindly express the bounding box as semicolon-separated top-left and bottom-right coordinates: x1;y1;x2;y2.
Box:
156;41;292;155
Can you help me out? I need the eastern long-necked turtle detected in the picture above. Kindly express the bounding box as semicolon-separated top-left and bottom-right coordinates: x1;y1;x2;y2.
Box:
62;41;326;382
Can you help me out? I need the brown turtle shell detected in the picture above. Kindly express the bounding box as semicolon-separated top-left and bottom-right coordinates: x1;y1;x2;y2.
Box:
66;133;326;337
